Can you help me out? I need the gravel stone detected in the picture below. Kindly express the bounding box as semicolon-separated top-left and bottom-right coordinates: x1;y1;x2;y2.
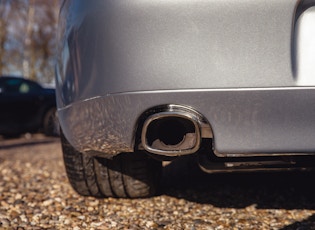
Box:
1;134;315;229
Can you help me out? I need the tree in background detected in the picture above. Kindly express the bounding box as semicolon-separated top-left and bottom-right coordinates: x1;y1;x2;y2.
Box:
0;0;59;84
0;0;10;75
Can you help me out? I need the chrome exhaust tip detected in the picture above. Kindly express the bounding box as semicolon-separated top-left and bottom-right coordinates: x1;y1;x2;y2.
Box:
141;107;202;156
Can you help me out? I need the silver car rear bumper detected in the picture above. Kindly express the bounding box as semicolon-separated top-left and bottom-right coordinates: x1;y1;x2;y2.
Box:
56;0;315;160
59;87;315;157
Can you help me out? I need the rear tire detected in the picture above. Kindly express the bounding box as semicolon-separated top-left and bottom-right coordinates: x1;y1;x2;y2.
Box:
60;131;161;198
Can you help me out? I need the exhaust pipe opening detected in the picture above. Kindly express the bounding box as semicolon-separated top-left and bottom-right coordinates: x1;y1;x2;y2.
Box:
141;112;201;156
159;119;184;145
148;117;195;146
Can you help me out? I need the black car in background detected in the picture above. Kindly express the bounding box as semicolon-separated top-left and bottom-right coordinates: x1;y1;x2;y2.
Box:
0;76;58;137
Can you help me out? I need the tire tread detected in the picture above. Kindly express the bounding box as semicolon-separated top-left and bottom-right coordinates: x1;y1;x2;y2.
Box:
61;131;161;198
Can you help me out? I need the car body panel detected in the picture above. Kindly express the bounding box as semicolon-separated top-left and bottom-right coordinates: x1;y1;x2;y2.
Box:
58;87;315;156
56;0;315;157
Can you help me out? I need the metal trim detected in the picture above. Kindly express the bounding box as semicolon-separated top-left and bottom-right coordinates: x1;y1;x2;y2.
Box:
141;105;203;156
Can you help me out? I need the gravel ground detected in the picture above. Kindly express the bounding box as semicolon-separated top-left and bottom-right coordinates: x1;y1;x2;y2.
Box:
1;134;315;229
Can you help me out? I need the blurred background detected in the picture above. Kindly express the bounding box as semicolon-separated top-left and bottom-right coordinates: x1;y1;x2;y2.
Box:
0;0;60;138
0;0;59;85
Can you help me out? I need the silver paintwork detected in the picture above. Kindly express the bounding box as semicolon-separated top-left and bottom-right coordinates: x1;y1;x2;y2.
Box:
56;0;315;159
57;88;315;156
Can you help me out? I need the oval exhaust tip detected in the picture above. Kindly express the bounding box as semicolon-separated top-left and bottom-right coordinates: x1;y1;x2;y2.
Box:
141;112;201;156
